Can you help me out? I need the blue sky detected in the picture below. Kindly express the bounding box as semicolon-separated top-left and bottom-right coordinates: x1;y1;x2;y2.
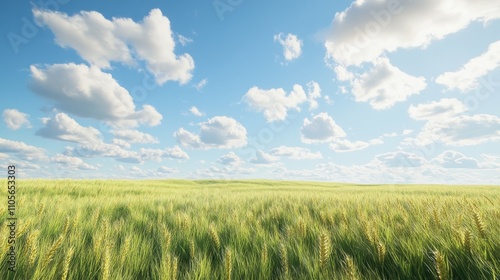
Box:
1;0;499;183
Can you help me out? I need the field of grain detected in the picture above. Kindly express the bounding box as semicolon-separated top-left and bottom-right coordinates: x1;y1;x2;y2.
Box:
1;179;499;279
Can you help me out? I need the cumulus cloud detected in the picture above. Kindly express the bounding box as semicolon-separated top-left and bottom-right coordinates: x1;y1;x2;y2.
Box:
274;33;302;61
111;129;159;144
174;128;203;149
217;152;243;166
436;40;500;92
51;154;97;170
0;138;46;161
65;142;189;163
415;114;500;146
306;81;322;111
189;106;204;117
249;150;278;165
157;166;178;174
269;146;322;160
432;151;479;168
3;109;31;130
194;79;207;91
33;8;194;84
191;165;255;179
324;0;500;66
36;113;102;144
330;138;383;152
64;142;139;162
300;112;346;143
408;98;468;121
243;82;321;122
175;116;247;149
138;146;189;161
30;63;162;127
376;151;426;168
349;57;426;110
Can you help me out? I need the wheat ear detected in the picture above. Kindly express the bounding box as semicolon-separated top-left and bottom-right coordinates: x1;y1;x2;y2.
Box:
61;246;74;280
319;231;331;269
224;248;232;280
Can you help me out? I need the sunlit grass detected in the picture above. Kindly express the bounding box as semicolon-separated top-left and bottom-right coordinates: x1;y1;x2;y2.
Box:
1;179;499;279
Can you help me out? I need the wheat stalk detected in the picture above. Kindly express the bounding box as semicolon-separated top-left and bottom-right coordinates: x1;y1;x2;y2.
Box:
472;209;486;238
377;242;386;263
42;234;64;271
261;243;268;267
72;211;80;231
209;224;221;251
102;242;111;280
319;231;331;269
461;229;472;253
190;239;196;260
162;225;172;251
36;203;45;216
344;254;357;280
279;243;289;278
172;256;178;280
433;208;441;228
26;230;40;266
297;218;306;239
121;235;131;265
224;248;232;280
341;211;349;228
61;246;74;280
433;250;448;280
164;253;172;279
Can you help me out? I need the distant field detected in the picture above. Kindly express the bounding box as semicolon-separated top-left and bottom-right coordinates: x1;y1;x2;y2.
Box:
1;180;499;279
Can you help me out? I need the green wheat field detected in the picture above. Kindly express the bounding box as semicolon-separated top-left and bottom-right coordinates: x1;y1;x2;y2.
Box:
1;179;499;279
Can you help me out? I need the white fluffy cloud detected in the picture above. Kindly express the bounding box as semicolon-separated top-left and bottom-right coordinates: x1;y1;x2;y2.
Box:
376;151;426;168
3;109;31;130
0;138;46;161
269;146;322;160
415;114;500;146
189;106;204;117
157;166;179;174
64;142;139;162
274;33;302;61
36;113;102;144
51;154;97;170
33;8;194;85
249;150;278;165
408;98;468;121
138;146;189;161
325;0;500;66
436;41;500;92
65;142;189;163
349;57;426;110
330;138;383;153
306;81;322;111
30;63;162;127
217;152;243;166
175;116;247;149
432;151;479;168
111;129;159;144
243;82;320;122
300;112;346;143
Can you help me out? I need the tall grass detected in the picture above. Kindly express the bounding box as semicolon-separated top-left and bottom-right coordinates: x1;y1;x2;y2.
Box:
0;179;499;279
